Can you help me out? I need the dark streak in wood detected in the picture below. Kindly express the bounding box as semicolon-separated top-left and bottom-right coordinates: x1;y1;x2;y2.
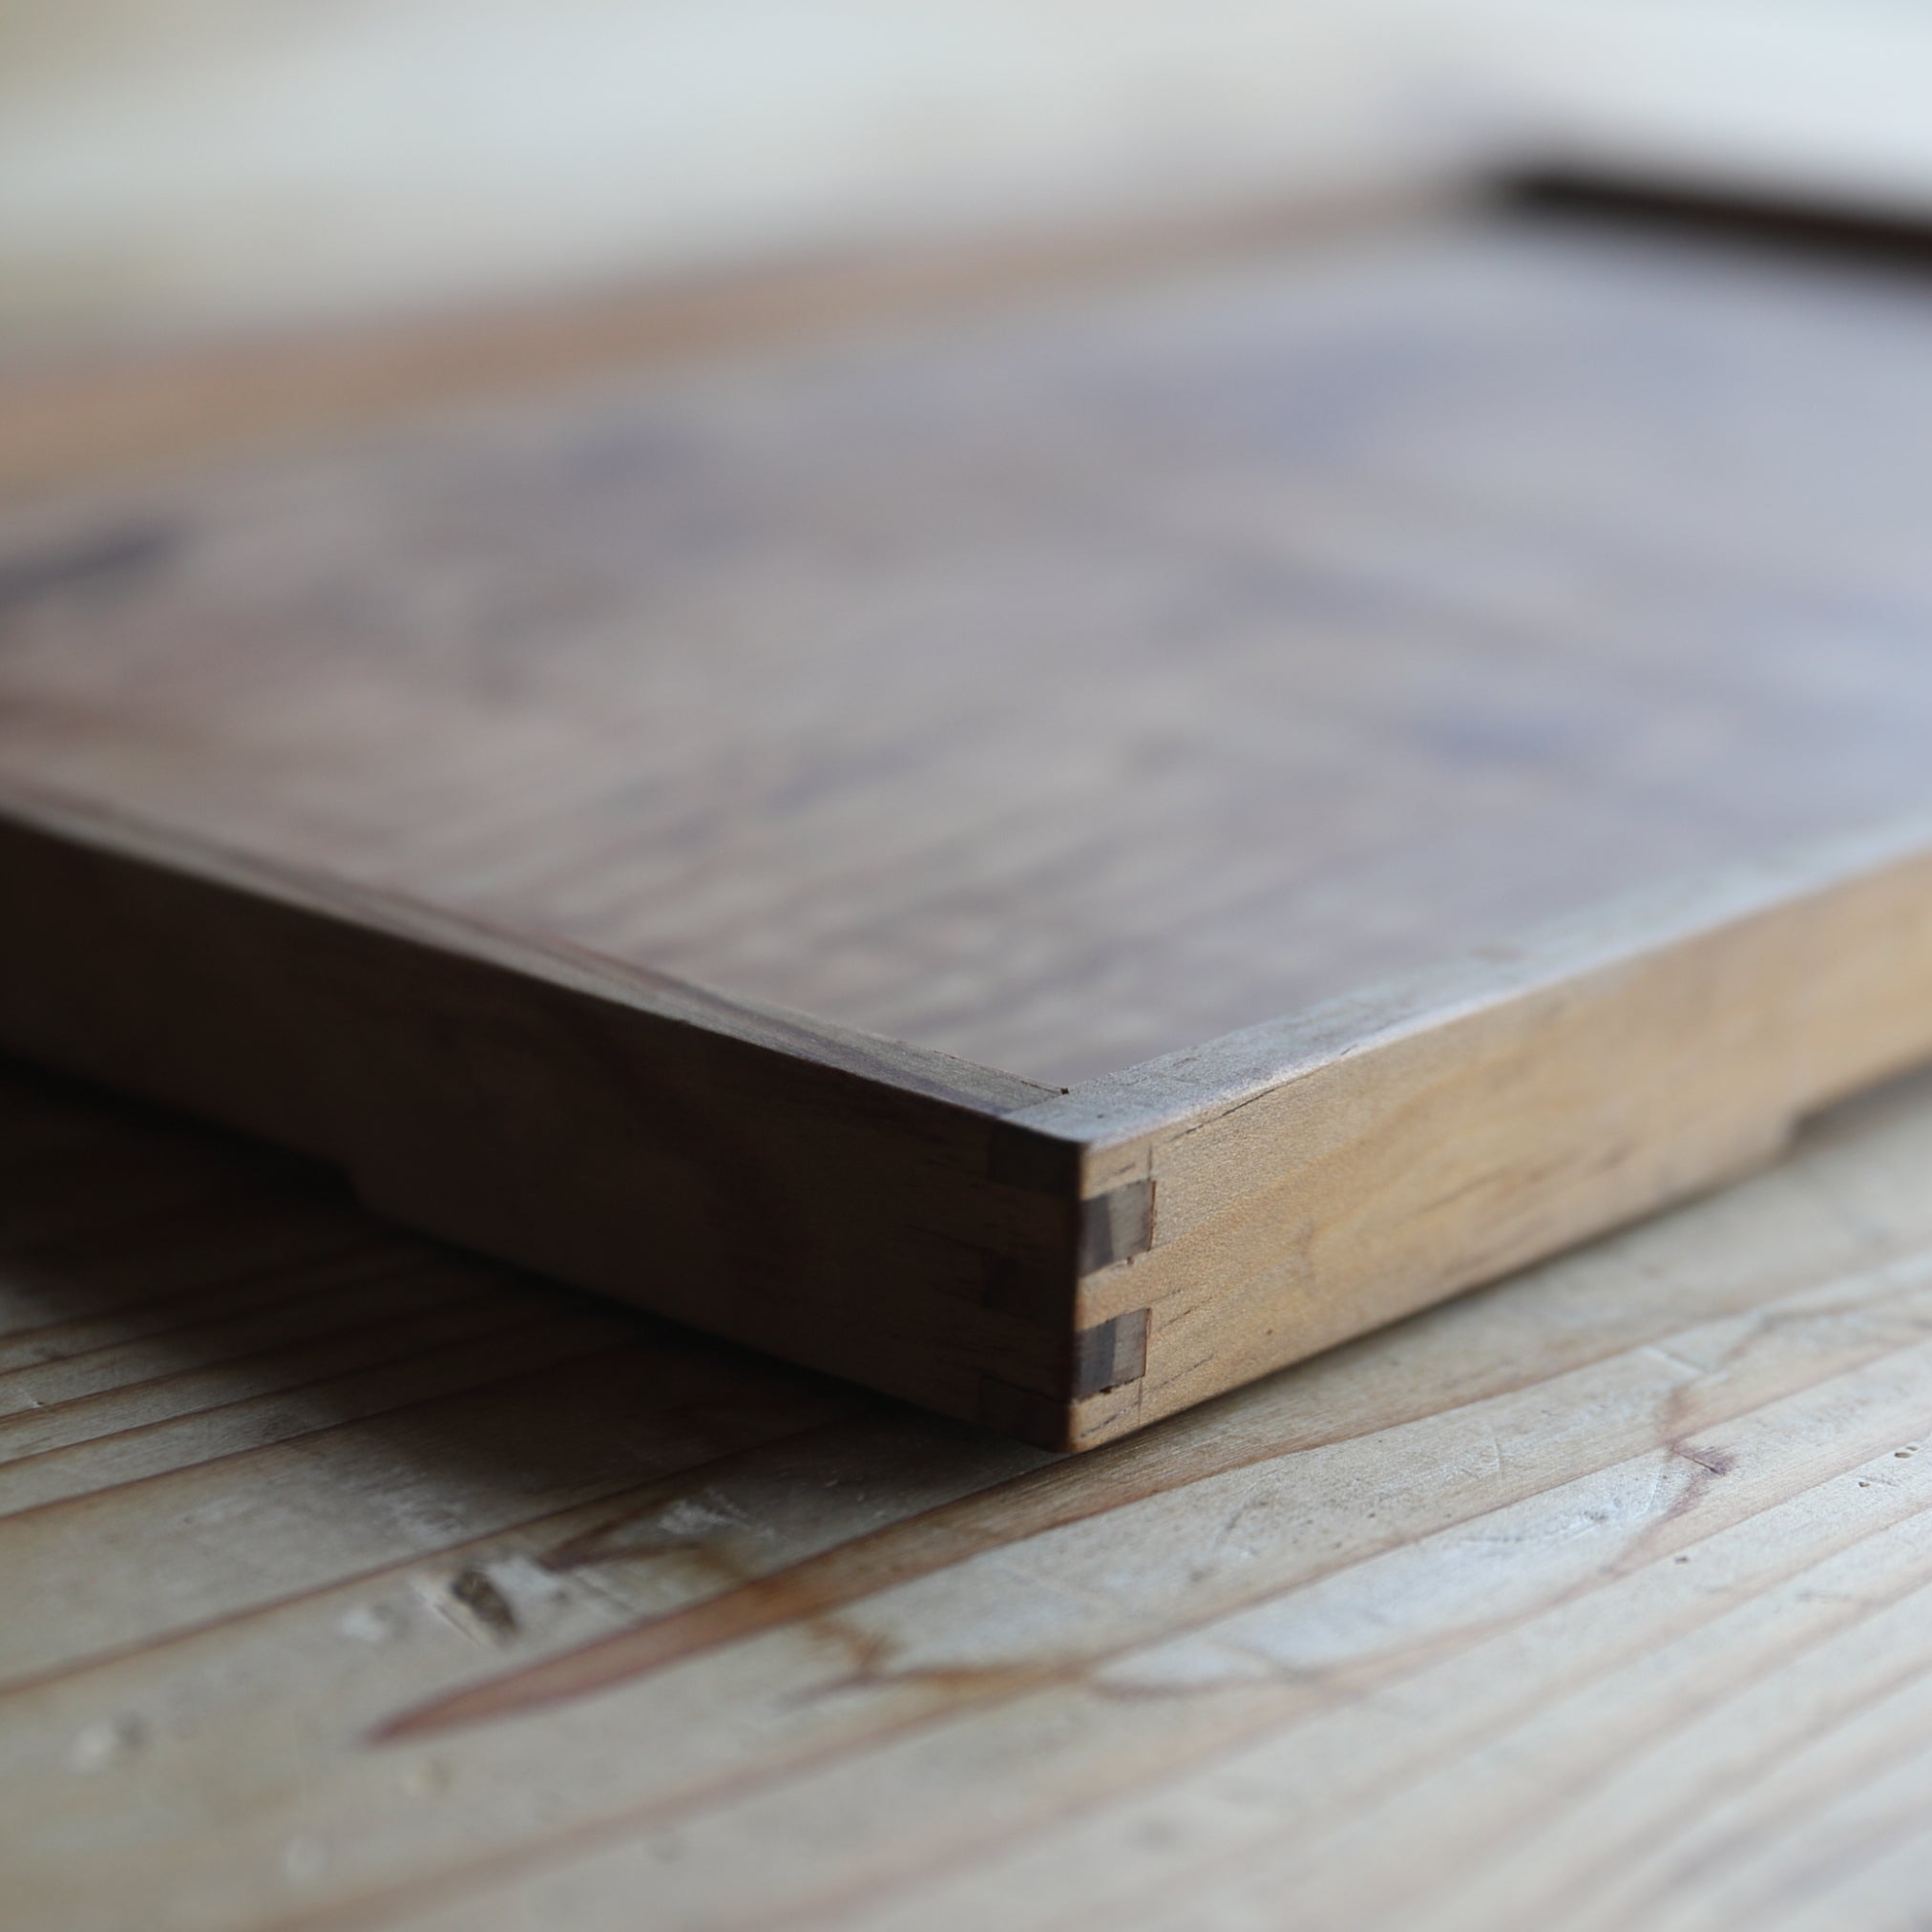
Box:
0;519;179;614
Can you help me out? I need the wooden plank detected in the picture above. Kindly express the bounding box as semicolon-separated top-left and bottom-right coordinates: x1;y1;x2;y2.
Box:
8;204;1932;1444
10;1054;1932;1928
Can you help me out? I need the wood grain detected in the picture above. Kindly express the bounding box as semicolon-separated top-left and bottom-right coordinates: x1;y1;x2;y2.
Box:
10;1053;1932;1929
8;210;1932;1086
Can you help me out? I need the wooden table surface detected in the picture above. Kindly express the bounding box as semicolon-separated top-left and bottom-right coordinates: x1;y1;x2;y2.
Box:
10;1048;1932;1931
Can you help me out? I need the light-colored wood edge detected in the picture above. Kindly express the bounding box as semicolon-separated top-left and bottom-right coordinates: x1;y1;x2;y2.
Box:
7;781;1932;1452
1022;812;1932;1445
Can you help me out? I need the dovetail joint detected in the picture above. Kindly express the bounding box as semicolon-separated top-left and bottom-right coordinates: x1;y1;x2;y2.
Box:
1077;1176;1154;1274
1070;1307;1149;1397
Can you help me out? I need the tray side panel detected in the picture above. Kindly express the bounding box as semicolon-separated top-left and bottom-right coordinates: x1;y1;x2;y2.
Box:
1032;821;1932;1445
0;789;1118;1445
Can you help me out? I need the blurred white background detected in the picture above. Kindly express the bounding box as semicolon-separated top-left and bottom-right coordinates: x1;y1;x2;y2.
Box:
4;1;1931;360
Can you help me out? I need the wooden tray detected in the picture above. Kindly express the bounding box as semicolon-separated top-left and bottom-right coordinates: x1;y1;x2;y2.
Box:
6;196;1932;1449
